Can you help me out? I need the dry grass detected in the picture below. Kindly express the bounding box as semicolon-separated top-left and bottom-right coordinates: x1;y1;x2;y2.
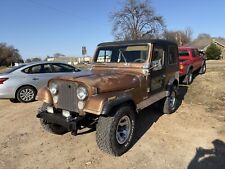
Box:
184;60;225;113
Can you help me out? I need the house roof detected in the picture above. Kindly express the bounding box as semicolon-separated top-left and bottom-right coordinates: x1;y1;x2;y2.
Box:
214;39;225;48
187;37;225;50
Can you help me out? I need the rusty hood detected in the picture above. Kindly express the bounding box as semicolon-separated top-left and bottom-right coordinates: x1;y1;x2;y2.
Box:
53;70;145;93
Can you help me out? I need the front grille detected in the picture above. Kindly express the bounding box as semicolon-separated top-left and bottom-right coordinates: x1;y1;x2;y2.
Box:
56;81;78;112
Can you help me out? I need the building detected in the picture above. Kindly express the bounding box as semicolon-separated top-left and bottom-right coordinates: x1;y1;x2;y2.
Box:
188;37;225;59
46;56;92;65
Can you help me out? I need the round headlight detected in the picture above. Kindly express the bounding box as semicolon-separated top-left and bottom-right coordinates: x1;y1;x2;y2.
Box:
77;86;88;100
49;82;58;95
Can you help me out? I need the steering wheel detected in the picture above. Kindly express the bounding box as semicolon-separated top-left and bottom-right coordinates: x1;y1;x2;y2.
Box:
133;58;145;63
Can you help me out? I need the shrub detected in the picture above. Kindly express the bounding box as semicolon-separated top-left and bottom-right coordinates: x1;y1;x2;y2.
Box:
205;43;222;60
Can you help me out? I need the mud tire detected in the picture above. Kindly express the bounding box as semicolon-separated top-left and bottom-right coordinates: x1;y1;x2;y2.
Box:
96;105;136;156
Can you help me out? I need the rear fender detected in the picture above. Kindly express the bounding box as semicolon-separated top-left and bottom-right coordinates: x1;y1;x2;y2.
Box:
187;65;193;73
167;75;179;93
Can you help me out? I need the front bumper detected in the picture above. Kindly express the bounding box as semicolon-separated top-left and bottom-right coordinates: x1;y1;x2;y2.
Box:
37;110;83;132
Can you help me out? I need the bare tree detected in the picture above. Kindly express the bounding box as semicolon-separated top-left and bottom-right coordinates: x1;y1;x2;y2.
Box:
164;28;193;46
184;27;193;42
111;0;165;40
197;33;211;39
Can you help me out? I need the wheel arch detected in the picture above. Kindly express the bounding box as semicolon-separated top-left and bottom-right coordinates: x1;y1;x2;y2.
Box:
167;77;179;91
188;65;193;72
15;84;38;98
101;96;137;117
172;79;179;88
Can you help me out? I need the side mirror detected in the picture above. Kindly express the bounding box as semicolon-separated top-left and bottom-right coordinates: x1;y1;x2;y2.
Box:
150;59;162;71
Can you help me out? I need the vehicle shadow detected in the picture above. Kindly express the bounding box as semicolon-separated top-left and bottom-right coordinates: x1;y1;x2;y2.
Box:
9;99;21;103
130;85;189;149
177;84;189;107
76;106;163;138
9;99;38;104
132;106;163;145
187;139;225;169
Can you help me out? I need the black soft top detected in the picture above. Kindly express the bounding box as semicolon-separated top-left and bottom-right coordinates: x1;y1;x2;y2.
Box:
98;39;177;47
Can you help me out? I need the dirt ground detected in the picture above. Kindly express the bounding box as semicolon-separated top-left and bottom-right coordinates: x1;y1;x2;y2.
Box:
0;60;225;169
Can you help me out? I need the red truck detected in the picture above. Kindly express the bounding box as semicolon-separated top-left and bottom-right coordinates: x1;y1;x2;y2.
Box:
178;47;206;84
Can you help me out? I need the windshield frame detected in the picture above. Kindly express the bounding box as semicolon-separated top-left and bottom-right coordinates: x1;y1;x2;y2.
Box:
93;44;150;65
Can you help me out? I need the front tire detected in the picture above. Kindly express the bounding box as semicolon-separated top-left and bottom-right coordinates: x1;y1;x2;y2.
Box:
39;103;68;135
16;86;37;103
96;105;136;156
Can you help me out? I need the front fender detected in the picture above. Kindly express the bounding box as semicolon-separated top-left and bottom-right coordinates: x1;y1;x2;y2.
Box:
101;95;135;116
83;91;136;116
36;87;53;105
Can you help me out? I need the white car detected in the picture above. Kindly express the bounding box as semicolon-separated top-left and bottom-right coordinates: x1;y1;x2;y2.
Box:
0;62;80;103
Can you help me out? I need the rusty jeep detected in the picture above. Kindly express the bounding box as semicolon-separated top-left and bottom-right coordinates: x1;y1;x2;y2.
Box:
36;40;179;156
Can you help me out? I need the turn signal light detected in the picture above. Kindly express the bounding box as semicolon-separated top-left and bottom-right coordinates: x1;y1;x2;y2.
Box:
0;78;8;84
179;64;184;70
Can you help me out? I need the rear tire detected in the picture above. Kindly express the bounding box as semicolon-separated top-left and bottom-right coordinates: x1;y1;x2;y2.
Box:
39;103;68;135
162;85;178;114
186;69;193;85
16;86;37;103
96;105;136;156
199;62;206;74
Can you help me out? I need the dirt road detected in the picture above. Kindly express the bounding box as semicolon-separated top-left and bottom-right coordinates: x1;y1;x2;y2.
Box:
0;61;225;169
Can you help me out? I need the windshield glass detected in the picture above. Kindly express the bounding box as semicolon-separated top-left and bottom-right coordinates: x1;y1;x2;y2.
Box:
2;64;26;74
94;45;148;63
179;50;189;57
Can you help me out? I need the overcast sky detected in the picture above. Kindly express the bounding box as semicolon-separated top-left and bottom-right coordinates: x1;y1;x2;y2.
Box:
0;0;224;59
